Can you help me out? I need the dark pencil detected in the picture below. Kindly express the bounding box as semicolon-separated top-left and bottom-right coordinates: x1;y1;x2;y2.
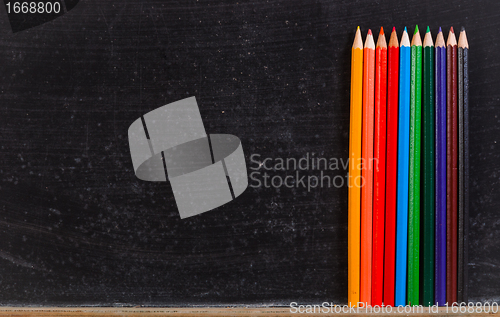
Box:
457;27;464;304
458;27;469;304
462;27;469;304
446;26;458;304
422;26;435;307
435;27;447;306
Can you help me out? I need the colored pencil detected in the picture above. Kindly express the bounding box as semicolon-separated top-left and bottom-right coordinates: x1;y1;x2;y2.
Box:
395;27;410;307
457;27;464;304
383;26;399;307
372;27;387;307
446;27;458;305
422;26;435;307
360;28;375;307
458;27;469;304
435;27;447;306
408;25;422;306
348;26;363;307
462;27;469;304
462;29;469;303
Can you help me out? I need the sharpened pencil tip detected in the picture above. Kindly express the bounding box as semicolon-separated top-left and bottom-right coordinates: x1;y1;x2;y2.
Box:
447;27;457;46
411;26;422;46
423;28;434;47
400;27;410;47
458;27;469;48
357;26;360;30
439;26;442;33
353;27;363;49
392;26;396;32
380;27;384;35
364;29;375;49
426;26;430;33
461;26;465;32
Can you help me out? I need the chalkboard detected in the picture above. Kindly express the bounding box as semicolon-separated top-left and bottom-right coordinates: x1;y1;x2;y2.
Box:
0;0;499;306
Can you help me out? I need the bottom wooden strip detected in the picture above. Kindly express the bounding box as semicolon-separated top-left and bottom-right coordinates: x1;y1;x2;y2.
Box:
0;307;498;316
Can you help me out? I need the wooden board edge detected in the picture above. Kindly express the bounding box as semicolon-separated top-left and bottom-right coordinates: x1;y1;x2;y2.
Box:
0;307;498;316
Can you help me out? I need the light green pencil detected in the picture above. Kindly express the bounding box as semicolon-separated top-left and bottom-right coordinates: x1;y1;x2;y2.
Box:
408;25;422;306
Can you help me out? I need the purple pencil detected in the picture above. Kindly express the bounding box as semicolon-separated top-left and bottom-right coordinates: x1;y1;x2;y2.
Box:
435;27;447;305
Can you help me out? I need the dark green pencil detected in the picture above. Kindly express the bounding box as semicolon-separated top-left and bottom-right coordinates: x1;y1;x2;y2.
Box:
422;26;435;307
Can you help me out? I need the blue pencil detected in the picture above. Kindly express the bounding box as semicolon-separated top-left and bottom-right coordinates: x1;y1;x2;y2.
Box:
435;27;447;306
395;27;411;307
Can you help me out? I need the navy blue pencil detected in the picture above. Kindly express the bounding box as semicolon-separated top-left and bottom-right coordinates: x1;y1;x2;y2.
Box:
435;27;447;306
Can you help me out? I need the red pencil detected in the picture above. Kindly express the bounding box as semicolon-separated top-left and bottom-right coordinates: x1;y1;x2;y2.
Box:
446;26;458;304
383;27;399;307
372;27;387;307
360;29;375;306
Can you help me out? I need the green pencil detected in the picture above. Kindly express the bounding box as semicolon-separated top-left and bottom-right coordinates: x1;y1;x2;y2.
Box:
408;25;422;306
422;26;435;307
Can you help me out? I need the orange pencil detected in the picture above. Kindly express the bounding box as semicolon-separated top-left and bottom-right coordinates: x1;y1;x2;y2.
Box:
360;29;375;306
372;27;387;307
348;26;364;307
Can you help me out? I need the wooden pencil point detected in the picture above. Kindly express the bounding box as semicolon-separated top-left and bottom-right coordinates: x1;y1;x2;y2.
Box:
458;29;469;49
423;29;434;47
436;30;445;48
411;28;422;46
389;28;399;47
377;29;387;48
353;27;363;49
447;28;457;46
365;30;375;49
401;28;410;47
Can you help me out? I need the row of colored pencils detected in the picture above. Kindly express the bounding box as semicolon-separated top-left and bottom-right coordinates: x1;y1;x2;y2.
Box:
348;26;469;307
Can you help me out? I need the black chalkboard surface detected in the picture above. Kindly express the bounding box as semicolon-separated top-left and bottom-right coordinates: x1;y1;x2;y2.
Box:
0;0;499;306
